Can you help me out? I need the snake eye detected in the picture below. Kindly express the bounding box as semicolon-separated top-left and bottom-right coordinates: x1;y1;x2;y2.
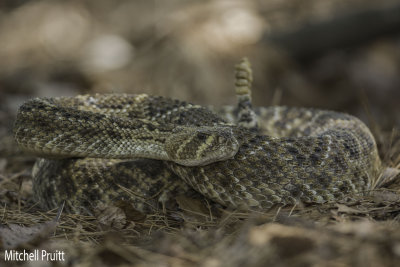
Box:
217;136;225;143
196;132;208;141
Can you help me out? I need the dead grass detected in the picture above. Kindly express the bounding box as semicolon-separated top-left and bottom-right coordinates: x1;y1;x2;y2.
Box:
1;156;400;266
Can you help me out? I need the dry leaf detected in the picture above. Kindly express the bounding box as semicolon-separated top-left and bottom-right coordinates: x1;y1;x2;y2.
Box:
115;200;146;222
331;220;376;238
370;189;400;202
94;203;127;230
335;204;367;215
176;196;209;215
0;221;57;249
375;167;400;188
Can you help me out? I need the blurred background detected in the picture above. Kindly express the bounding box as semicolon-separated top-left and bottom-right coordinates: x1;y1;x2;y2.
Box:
1;0;399;146
1;2;400;265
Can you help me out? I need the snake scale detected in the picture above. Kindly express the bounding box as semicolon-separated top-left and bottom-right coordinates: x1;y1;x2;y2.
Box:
13;59;382;213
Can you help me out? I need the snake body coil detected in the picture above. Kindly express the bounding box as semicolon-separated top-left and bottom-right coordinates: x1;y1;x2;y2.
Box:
13;59;382;213
14;93;382;212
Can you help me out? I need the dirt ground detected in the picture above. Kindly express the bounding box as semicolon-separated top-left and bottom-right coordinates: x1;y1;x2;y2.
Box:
1;1;400;266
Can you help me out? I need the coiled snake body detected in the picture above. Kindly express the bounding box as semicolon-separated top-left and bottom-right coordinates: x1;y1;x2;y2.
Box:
14;60;382;213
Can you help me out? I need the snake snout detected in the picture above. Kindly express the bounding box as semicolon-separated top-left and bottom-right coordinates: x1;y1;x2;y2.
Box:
165;126;239;166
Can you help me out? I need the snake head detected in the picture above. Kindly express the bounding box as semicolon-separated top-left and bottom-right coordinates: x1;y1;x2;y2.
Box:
165;126;239;166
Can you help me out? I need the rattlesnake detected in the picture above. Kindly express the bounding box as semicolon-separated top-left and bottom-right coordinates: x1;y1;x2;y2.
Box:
13;59;382;213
